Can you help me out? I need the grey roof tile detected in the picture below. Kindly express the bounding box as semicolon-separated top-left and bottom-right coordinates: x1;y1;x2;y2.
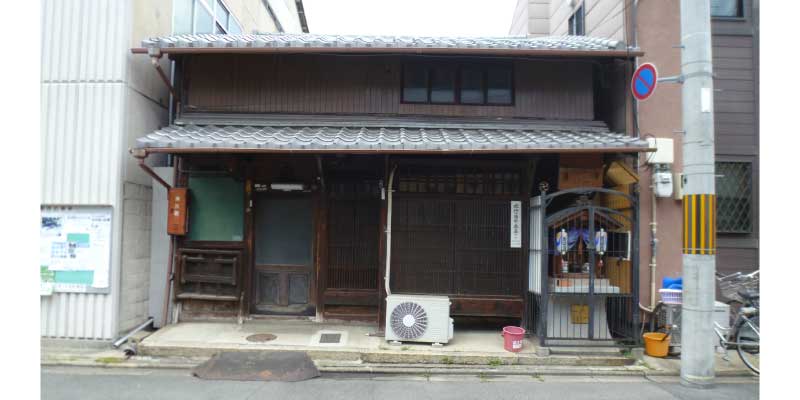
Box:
141;33;635;53
136;123;649;153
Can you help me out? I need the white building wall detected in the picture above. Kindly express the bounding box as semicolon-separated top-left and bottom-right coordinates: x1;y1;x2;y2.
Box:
509;0;529;35
550;0;625;41
40;0;129;340
117;0;172;333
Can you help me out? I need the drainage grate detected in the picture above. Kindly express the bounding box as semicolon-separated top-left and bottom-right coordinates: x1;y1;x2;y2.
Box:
246;333;277;342
319;333;342;344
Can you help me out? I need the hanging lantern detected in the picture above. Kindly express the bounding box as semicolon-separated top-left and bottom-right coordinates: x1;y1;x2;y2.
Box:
595;228;608;255
556;228;569;274
556;228;569;255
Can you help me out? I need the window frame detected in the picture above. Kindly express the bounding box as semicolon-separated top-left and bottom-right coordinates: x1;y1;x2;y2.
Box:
711;0;745;19
400;60;515;107
176;0;244;35
568;4;586;36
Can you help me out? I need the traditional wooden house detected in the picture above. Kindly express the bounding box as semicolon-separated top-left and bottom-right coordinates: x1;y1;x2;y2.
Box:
131;33;651;345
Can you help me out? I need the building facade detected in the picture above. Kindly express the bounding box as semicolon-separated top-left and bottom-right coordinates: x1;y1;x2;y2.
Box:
40;0;305;340
130;32;652;344
509;0;760;306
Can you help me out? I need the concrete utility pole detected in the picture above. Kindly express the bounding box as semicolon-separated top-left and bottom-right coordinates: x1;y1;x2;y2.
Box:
679;0;717;388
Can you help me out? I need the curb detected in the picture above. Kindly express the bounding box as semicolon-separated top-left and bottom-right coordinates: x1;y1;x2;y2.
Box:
136;344;635;367
41;356;758;378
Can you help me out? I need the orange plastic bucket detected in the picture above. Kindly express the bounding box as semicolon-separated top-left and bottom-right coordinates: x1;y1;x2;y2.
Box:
643;332;670;357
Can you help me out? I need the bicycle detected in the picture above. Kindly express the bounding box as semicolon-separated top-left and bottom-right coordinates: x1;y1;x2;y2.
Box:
714;270;760;375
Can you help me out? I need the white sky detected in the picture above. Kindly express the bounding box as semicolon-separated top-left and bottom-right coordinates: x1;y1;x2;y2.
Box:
302;0;519;37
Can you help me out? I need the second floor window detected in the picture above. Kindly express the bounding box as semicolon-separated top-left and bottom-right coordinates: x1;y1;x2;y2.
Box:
568;5;585;36
174;0;244;35
402;63;514;106
711;0;744;18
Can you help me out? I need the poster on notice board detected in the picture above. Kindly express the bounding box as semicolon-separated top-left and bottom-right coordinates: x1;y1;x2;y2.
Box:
40;206;112;294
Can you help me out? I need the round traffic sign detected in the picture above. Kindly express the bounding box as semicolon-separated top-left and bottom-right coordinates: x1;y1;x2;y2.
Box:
631;63;658;101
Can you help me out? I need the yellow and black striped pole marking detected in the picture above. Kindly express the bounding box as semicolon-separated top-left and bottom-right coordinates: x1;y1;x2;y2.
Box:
683;194;716;255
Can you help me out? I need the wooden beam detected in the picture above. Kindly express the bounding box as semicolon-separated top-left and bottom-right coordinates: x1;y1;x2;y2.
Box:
323;289;380;306
450;297;524;317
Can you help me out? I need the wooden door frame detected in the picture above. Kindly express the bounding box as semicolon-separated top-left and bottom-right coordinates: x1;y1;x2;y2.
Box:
249;189;319;316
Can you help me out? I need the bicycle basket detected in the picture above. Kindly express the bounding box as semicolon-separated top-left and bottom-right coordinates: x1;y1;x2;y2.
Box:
718;272;759;303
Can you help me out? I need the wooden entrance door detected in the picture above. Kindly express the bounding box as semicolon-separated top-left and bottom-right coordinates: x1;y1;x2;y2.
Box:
252;193;315;315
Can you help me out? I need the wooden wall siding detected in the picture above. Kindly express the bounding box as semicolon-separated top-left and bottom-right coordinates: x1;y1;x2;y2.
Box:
712;1;759;275
183;55;595;120
713;35;757;156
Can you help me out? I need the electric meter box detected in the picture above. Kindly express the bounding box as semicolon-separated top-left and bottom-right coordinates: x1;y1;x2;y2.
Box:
654;172;674;198
645;138;674;165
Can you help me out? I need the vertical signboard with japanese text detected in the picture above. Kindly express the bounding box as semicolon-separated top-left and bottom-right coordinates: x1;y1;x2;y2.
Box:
510;201;522;248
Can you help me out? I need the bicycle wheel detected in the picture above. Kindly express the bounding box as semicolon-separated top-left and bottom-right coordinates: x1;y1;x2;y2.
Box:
736;315;759;375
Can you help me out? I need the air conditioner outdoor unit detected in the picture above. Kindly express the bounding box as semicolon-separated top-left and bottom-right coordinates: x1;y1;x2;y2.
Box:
385;294;453;346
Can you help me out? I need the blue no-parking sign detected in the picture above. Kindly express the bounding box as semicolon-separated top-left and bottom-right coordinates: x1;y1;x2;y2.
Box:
632;63;658;101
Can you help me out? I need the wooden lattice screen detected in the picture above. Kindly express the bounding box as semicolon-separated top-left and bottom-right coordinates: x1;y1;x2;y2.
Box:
326;179;381;290
390;166;525;297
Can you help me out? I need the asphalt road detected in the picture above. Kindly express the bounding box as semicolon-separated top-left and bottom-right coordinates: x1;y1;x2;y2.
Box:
41;367;758;400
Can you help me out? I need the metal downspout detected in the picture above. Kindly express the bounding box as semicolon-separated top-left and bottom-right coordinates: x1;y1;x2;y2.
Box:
650;177;658;309
112;317;154;348
384;164;398;296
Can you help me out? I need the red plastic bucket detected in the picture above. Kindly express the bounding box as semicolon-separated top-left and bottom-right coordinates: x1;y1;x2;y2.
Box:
502;326;526;352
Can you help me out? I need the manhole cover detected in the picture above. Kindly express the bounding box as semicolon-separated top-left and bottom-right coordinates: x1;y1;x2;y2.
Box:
246;333;277;342
319;333;341;344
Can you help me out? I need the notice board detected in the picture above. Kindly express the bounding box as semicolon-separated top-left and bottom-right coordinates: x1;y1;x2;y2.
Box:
40;206;112;294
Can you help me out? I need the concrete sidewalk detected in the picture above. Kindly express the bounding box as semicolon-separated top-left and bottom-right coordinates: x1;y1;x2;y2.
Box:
41;320;758;378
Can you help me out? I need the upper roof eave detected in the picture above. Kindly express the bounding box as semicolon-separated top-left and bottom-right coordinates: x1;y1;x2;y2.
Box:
132;33;644;58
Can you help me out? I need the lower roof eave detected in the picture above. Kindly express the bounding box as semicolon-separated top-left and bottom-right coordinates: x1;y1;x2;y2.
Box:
138;147;654;155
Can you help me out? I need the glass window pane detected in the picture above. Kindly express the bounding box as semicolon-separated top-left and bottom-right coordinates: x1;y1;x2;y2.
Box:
173;0;194;34
403;65;428;103
215;22;225;34
487;66;513;105
430;66;456;104
216;0;229;27
711;0;740;17
194;2;214;33
187;176;244;241
255;196;313;265
228;18;243;34
460;67;484;104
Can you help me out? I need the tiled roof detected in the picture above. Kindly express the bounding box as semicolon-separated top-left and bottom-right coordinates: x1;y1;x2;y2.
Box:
136;122;650;153
140;33;635;54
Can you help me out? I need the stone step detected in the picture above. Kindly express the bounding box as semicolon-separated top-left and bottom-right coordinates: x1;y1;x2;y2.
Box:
547;346;626;356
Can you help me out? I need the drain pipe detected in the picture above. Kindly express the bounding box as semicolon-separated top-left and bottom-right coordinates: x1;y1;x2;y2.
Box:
384;164;398;296
649;178;658;309
113;317;154;348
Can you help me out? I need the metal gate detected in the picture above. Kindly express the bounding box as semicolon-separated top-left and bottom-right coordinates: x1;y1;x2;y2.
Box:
527;188;639;346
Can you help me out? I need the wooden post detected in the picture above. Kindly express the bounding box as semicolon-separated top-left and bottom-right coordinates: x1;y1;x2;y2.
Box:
315;189;329;320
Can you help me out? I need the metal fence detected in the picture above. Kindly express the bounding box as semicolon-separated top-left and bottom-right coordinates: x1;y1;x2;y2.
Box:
527;188;639;346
